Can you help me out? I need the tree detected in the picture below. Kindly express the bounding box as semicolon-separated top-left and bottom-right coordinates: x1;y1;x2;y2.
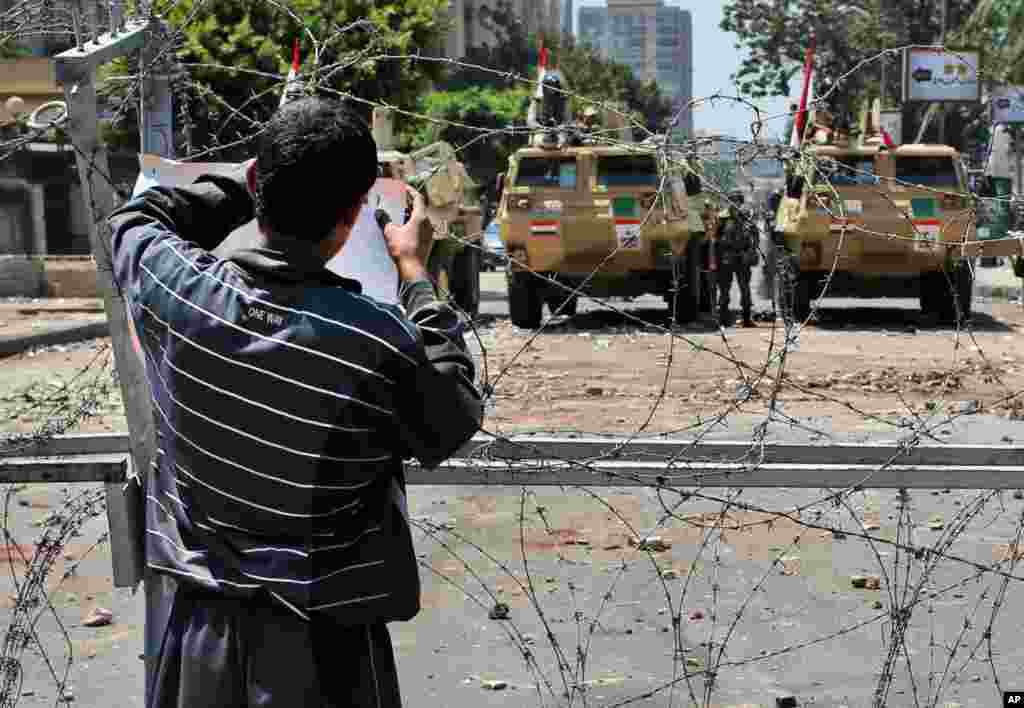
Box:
443;0;675;135
956;0;1024;85
144;0;449;157
721;0;978;149
402;85;530;189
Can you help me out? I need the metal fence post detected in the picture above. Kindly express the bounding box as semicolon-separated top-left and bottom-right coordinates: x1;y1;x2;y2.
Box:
54;18;155;591
137;26;177;704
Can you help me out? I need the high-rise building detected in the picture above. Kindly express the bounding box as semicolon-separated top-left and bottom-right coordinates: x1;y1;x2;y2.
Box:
444;0;563;59
575;1;693;137
562;0;574;35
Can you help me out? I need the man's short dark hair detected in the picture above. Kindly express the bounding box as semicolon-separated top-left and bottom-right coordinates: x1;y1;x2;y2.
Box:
254;97;378;242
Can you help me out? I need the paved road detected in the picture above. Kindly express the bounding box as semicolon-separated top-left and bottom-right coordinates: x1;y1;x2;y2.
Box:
479;258;1023;329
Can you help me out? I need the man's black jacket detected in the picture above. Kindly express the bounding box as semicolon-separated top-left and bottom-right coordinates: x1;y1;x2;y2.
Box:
107;167;482;625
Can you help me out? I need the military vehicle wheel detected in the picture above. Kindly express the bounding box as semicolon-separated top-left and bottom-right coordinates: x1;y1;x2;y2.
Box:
669;246;700;324
509;271;543;328
922;262;973;324
450;246;481;318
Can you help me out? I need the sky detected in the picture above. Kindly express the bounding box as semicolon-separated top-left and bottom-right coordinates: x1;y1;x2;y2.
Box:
576;0;794;141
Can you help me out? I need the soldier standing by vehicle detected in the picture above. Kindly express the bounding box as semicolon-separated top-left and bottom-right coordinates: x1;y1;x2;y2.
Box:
715;190;759;328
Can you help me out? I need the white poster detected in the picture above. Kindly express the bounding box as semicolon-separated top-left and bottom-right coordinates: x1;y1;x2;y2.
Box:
903;48;980;103
132;154;400;304
990;86;1024;124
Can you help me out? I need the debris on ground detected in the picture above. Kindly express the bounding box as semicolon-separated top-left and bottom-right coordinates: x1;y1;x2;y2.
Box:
775;696;798;708
689;609;705;621
631;536;671;552
481;679;508;690
488;602;510;620
82;607;113;627
851;575;882;590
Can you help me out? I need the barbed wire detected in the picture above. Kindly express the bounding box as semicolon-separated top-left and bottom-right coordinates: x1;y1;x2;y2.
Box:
2;2;1024;706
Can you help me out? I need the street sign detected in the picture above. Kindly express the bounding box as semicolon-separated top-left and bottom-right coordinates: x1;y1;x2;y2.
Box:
990;86;1024;124
902;47;980;103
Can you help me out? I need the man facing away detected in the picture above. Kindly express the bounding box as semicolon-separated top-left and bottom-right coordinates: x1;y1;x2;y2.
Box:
714;190;759;328
107;97;483;707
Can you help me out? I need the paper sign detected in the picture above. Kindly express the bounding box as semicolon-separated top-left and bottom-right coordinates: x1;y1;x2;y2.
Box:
131;154;401;305
325;178;403;305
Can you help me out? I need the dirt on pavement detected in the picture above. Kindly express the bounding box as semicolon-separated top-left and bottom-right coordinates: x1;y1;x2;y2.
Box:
0;300;1022;440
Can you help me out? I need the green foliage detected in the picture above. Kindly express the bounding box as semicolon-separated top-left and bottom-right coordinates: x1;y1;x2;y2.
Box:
722;0;975;100
403;85;530;186
444;0;675;135
721;0;981;150
955;0;1024;85
151;0;449;156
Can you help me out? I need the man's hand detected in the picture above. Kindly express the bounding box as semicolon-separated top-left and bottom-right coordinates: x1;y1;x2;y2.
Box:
380;185;430;282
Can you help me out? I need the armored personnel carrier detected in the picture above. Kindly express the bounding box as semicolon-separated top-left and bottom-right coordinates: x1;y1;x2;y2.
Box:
770;100;1010;324
371;108;484;317
492;67;708;328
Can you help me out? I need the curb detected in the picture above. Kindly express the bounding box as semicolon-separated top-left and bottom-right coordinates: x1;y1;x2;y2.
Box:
0;321;110;358
975;285;1023;302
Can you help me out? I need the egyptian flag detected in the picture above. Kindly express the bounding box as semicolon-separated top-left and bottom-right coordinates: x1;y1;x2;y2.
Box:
280;38;302;107
790;36;816;148
535;39;549;101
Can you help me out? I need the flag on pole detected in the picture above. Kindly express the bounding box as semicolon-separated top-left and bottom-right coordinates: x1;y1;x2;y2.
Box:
790;35;817;148
280;38;302;108
535;39;548;101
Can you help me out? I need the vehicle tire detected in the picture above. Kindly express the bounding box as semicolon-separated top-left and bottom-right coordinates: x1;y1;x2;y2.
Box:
918;270;942;318
670;244;700;324
922;261;973;324
508;270;543;329
449;245;481;319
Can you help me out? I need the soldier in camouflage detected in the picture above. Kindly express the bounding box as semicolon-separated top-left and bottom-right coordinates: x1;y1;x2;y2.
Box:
715;190;759;328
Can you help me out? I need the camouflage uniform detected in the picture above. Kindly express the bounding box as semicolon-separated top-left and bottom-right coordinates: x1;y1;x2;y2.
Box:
715;194;758;327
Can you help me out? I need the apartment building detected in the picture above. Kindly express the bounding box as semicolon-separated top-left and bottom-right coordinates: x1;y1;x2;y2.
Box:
577;0;693;136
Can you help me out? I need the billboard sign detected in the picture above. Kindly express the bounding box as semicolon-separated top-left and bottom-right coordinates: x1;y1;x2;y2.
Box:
990;86;1024;124
902;48;980;103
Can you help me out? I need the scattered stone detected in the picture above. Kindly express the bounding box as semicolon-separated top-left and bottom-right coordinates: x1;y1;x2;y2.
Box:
16;499;28;507
958;400;979;415
488;603;510;620
82;607;113;627
970;675;982;683
927;517;945;531
21;690;33;697
660;568;679;580
871;600;884;610
689;609;705;621
602;542;622;550
685;657;702;669
851;575;881;590
775;695;798;708
482;679;508;691
585;387;603;396
62;690;74;701
632;536;671;552
1014;490;1024;500
862;521;881;531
